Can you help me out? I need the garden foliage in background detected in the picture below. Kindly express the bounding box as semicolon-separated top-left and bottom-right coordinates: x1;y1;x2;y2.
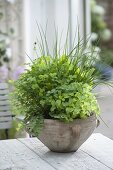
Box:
0;2;14;82
91;0;113;68
91;0;111;45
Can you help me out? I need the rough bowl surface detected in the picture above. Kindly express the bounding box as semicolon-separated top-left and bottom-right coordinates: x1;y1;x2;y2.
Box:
38;114;96;152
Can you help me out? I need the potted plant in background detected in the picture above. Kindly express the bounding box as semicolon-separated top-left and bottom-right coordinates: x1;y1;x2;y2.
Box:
10;25;110;152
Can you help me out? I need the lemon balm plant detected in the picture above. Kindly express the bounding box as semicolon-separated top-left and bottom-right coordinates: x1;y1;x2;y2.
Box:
10;25;103;152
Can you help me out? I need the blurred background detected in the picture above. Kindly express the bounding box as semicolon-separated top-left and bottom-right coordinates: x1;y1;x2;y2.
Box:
0;0;113;140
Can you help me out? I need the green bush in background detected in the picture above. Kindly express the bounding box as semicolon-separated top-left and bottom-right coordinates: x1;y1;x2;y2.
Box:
91;0;113;68
91;0;112;44
100;48;113;67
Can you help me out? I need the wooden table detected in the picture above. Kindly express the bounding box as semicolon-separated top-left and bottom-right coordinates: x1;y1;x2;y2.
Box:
0;133;113;170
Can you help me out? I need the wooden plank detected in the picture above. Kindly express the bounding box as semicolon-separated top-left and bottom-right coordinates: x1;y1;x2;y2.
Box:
0;116;12;122
0;89;9;95
0;83;8;89
0;139;55;170
0;95;8;100
19;135;112;170
0;105;10;111
0;111;12;116
0;122;12;129
0;100;9;105
80;133;113;169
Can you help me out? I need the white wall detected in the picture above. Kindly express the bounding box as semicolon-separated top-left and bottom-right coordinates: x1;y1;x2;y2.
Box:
70;0;84;46
23;0;91;62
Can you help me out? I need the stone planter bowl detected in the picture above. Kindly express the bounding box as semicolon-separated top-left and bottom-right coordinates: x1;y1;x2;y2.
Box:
37;114;96;152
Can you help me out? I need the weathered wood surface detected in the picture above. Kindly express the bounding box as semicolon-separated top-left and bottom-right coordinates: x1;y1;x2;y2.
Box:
0;116;12;122
0;105;10;111
0;139;54;170
0;83;8;90
80;133;113;169
0;122;12;129
0;95;8;100
0;83;12;130
0;133;113;170
0;100;9;105
0;111;12;116
0;89;9;95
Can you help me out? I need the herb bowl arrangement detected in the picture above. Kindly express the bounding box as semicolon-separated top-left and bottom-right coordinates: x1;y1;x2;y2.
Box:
10;26;108;152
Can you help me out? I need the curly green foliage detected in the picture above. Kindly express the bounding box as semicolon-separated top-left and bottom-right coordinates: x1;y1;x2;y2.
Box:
43;82;100;121
10;53;100;136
